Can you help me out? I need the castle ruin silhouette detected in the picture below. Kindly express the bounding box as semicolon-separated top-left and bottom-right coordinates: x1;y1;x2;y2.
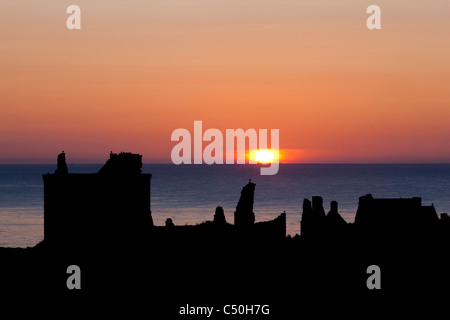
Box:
43;152;286;248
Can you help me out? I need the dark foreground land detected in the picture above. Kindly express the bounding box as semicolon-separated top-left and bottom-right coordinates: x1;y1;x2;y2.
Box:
1;231;449;317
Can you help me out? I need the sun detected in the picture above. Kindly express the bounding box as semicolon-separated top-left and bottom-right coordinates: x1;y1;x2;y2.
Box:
255;149;275;164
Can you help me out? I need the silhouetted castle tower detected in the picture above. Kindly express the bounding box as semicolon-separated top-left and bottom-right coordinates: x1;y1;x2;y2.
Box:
330;200;338;215
324;200;347;236
301;197;347;239
165;218;174;228
43;152;153;247
214;206;226;225
312;196;326;217
234;181;256;228
300;196;326;238
55;152;68;175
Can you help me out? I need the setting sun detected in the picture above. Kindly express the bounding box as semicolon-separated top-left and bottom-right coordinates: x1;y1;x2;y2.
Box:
255;150;275;164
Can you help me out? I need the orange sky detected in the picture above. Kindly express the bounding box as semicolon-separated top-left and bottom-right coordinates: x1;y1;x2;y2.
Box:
1;1;449;163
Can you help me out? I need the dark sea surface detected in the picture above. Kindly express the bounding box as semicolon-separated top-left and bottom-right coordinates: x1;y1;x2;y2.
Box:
0;163;449;247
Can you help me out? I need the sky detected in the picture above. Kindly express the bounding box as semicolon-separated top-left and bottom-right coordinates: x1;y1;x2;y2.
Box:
1;1;449;163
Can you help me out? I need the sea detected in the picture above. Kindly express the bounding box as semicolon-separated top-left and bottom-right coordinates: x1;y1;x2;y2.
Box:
0;163;449;248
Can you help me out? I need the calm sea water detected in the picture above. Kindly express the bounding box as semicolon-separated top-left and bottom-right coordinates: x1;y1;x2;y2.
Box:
1;163;449;248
